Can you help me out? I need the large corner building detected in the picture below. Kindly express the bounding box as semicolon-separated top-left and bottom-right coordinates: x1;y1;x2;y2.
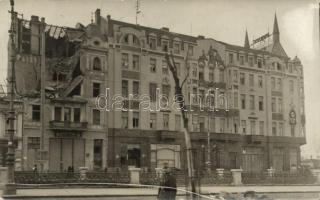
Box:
0;10;306;173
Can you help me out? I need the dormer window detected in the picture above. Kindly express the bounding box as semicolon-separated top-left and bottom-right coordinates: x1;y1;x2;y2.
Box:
124;34;129;44
188;45;194;56
277;63;282;71
173;42;180;54
162;40;169;52
149;37;156;50
257;59;262;68
93;57;101;71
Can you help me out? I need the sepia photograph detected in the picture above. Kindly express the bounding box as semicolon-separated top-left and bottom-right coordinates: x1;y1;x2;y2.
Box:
0;0;319;199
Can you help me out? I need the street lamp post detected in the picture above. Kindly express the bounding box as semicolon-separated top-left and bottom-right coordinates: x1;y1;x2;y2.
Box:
3;0;17;195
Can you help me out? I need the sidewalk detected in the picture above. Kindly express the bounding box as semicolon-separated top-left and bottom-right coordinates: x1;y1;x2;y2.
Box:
1;185;320;198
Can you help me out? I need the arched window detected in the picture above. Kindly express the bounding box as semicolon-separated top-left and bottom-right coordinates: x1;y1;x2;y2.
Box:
93;57;101;71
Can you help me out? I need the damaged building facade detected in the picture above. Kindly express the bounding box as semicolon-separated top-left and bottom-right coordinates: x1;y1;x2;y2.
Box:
5;9;305;172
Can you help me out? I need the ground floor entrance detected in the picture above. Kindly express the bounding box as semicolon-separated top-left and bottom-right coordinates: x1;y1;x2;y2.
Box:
49;138;85;172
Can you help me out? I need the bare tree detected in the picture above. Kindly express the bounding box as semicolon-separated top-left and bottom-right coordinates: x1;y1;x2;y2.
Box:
165;51;197;199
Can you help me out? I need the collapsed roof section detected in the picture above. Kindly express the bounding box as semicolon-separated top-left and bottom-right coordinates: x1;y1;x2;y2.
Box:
14;16;86;99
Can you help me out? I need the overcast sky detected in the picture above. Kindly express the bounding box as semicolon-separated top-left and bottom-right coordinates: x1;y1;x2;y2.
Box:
0;0;319;157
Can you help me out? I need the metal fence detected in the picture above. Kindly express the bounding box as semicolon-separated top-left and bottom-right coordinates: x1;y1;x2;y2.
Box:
242;171;317;185
14;170;130;184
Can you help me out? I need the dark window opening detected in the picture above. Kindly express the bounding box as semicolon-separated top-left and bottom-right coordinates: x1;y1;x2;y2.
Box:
93;57;102;71
92;83;101;97
73;108;81;122
32;105;40;121
64;107;71;122
54;107;62;121
93;139;103;170
93;109;101;125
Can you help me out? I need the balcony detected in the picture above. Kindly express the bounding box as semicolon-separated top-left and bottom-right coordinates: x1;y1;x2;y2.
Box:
49;120;88;132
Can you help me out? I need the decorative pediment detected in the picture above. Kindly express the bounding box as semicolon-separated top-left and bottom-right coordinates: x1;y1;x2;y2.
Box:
197;45;224;68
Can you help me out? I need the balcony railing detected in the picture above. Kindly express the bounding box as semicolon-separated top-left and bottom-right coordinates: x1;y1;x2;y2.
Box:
49;120;88;132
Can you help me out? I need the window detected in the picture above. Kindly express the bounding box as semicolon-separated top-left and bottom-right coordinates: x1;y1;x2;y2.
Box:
28;137;40;149
149;38;156;50
162;60;168;74
289;80;294;94
54;107;62;121
219;69;224;82
188;45;194;56
279;123;284;136
150;113;157;129
258;96;264;111
241;120;246;134
132;55;140;71
162;40;169;52
249;95;255;110
121;111;128;129
291;126;295;137
133;81;139;95
240;55;244;65
199;66;204;81
162;84;170;99
233;70;238;83
277;78;282;90
220;118;225;133
32;105;40;121
271;97;276;112
192;115;199;132
278;98;282;113
229;53;234;64
64;107;71;122
277;63;282;71
121;53;129;69
249;74;254;87
241;94;246;109
163;114;169;130
122;80;128;98
240;73;245;85
258;75;263;88
250;121;256;135
272;122;277;136
123;34;129;44
175;115;181;131
73;108;80;122
209;68;214;81
173;43;180;54
248;57;253;67
150;58;156;73
210;117;215;132
133;112;139;128
92;82;101;97
289;64;293;73
92;109;100;125
149;83;157;102
234;91;238;108
271;77;275;90
257;59;262;68
93;57;101;71
132;35;139;46
259;121;264;135
192;66;197;78
199;117;205;132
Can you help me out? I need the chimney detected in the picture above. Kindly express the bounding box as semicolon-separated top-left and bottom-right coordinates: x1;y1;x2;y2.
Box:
198;35;205;39
30;15;41;55
95;9;101;26
161;27;169;32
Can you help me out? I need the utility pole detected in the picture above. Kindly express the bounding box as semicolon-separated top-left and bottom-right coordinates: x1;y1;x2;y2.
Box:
206;113;211;174
135;0;141;25
3;0;17;195
40;17;46;171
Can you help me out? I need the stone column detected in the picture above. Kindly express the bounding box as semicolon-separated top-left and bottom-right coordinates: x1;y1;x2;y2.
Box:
231;169;243;185
128;167;141;184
